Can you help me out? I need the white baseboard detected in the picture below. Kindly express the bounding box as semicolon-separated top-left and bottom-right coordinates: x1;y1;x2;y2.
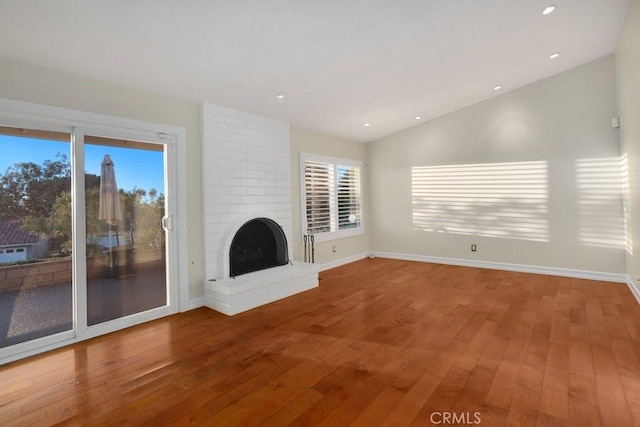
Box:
193;254;638;307
626;276;640;305
371;251;627;284
319;252;371;272
186;297;205;311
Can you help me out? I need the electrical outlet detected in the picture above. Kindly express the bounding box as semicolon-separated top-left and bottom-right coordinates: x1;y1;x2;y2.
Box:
471;244;477;252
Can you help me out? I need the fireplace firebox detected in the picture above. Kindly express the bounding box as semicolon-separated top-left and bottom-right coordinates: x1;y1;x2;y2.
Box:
229;218;289;277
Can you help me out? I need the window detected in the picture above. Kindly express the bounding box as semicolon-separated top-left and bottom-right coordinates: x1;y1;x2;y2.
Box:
16;249;24;253
301;153;363;241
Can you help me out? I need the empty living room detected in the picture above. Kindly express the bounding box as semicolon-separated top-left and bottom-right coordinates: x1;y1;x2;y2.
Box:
1;1;640;425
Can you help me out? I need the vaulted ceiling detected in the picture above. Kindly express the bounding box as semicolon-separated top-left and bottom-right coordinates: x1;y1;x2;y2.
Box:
0;0;632;142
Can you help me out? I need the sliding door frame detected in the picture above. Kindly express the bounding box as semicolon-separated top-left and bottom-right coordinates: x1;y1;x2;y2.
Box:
0;98;189;365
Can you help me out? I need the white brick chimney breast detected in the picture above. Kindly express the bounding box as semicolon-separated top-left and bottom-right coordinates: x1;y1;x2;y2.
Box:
201;103;319;315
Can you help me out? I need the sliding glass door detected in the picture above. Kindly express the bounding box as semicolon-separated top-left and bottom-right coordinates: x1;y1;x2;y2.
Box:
0;126;74;349
83;135;168;326
0;115;179;363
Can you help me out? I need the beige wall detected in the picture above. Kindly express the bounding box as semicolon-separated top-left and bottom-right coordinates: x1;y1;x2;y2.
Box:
617;0;640;283
1;43;632;294
368;56;625;274
290;127;370;265
0;57;205;300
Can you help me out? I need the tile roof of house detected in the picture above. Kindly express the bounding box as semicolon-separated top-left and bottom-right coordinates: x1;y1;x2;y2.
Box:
0;219;40;246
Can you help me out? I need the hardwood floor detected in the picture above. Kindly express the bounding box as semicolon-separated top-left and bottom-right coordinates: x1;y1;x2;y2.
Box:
1;258;640;426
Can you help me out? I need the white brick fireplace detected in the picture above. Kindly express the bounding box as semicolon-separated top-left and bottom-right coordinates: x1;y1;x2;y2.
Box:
201;103;319;315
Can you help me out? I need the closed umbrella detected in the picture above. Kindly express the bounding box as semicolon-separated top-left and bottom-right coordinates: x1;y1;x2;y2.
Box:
99;154;123;277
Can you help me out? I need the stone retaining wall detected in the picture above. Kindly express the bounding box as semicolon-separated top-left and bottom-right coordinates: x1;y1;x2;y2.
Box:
0;259;73;293
0;250;164;293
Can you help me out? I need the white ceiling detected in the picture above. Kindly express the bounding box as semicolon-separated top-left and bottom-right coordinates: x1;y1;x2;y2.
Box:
0;0;632;142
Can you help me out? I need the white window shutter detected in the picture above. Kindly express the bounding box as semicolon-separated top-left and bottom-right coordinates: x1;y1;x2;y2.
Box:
302;154;363;240
304;161;335;234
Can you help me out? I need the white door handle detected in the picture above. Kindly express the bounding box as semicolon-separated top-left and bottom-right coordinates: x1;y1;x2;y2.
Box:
162;215;173;232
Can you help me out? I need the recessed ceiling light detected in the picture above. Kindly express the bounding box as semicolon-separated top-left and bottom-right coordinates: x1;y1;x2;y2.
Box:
493;85;503;91
542;5;556;15
549;52;560;59
415;116;422;120
275;92;285;99
363;122;371;127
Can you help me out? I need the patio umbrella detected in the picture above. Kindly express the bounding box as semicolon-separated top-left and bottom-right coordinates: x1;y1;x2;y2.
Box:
99;154;123;276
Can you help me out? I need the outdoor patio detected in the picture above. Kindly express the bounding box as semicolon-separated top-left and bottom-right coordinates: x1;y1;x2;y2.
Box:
0;266;166;348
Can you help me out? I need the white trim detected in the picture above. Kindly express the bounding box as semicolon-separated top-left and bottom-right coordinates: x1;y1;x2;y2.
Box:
0;330;76;366
199;105;208;309
301;152;362;169
319;252;371;271
626;276;640;305
371;251;628;283
188;297;206;310
299;152;364;242
0;98;183;136
173;129;189;313
310;225;364;243
72;128;87;339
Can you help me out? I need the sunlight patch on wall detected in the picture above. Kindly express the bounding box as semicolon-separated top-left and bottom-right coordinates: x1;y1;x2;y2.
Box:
576;157;627;250
621;154;633;254
412;161;549;242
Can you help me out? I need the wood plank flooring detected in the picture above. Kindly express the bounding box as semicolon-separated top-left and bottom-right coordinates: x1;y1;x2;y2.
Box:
1;258;640;426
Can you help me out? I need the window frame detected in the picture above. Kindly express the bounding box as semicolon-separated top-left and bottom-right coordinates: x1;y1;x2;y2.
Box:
300;152;364;242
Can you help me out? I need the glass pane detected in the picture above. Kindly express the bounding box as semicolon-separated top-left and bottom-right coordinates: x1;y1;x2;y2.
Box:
337;165;361;230
84;136;167;326
0;127;73;348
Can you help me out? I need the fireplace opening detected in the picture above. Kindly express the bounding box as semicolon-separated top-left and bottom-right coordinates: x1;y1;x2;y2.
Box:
230;218;289;277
